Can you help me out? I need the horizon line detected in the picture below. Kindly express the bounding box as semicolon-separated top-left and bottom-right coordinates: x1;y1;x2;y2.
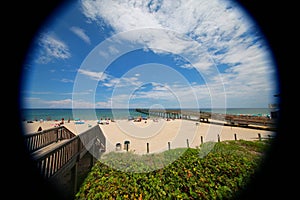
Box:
20;107;270;109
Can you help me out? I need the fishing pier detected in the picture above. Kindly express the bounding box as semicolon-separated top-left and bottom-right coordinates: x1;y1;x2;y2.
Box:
135;108;210;122
135;108;277;130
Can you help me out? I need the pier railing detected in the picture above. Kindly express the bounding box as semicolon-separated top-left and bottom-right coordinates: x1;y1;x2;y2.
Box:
136;108;211;120
24;126;76;153
224;115;277;128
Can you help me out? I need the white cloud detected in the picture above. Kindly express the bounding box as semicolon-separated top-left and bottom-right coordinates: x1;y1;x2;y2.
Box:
127;82;210;108
60;78;74;83
36;33;71;64
81;0;162;31
101;76;143;91
79;0;277;108
79;0;264;73
96;100;112;108
24;97;105;108
47;99;73;107
108;45;120;55
77;69;109;81
23;97;73;108
72;100;96;108
77;68;144;89
70;26;91;44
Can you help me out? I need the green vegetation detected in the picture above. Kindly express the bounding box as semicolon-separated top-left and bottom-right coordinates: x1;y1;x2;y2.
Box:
75;139;272;200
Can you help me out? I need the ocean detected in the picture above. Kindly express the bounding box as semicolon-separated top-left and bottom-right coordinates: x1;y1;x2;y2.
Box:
20;108;272;121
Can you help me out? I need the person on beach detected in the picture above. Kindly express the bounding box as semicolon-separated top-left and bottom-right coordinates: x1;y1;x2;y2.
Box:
37;126;42;132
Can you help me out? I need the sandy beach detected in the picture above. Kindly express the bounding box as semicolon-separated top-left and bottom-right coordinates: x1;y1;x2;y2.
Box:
22;119;99;135
22;118;276;155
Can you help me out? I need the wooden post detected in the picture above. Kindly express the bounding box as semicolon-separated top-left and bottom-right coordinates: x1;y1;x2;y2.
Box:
90;152;94;169
71;163;78;196
201;136;203;145
124;141;130;152
71;137;81;194
92;142;96;166
56;129;59;142
186;139;189;148
59;128;62;141
168;142;170;150
258;133;261;141
268;134;271;139
77;138;81;161
234;133;237;141
147;143;149;153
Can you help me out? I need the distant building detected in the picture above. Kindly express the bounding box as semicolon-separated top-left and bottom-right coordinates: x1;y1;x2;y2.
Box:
269;94;280;119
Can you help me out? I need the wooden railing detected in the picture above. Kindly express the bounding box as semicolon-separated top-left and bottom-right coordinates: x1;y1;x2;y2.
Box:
224;115;277;128
31;125;106;179
24;126;76;153
136;108;211;119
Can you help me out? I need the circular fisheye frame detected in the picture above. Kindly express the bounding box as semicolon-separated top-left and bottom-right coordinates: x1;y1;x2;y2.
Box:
20;2;280;198
72;28;226;173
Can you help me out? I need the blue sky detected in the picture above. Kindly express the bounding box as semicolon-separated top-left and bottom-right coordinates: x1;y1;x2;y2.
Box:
21;0;279;109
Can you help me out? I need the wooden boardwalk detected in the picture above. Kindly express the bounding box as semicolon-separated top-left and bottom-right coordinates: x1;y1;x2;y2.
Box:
24;125;106;198
30;139;71;159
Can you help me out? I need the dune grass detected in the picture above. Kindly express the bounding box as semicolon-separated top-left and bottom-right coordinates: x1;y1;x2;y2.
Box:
75;139;272;200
